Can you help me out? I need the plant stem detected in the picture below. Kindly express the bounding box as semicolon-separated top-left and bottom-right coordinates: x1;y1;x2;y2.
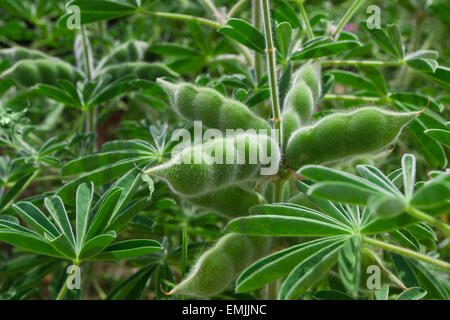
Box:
334;0;367;38
253;0;264;82
362;236;450;272
228;0;248;18
324;94;387;103
322;59;404;67
141;10;221;29
181;223;189;278
261;0;282;148
56;261;80;300
80;26;96;144
297;0;314;39
406;207;450;235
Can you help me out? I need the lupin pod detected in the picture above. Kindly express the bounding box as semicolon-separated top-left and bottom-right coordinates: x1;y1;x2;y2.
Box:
169;233;272;297
145;133;281;196
0;59;83;87
187;185;266;218
285;107;418;169
158;79;271;132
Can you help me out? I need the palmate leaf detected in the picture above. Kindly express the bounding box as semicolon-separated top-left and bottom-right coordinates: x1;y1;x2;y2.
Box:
75;182;94;252
278;240;347;300
236;236;349;293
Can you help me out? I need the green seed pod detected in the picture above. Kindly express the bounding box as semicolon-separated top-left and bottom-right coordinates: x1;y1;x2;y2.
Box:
96;62;177;82
285;107;418;169
158;79;271;132
0;47;48;64
283;81;314;124
281;110;301;150
292;62;322;103
171;233;271;297
1;59;83;87
146;133;281;196
187;185;266;218
95;40;149;71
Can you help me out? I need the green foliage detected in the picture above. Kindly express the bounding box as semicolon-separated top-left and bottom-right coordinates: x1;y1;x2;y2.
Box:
0;0;448;301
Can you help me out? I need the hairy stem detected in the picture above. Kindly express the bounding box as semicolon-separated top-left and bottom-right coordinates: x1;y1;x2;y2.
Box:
56;261;80;300
334;0;367;38
406;207;450;235
181;223;189;278
362;236;450;272
297;0;314;39
141;10;221;29
261;0;282;148
228;0;248;18
253;0;264;81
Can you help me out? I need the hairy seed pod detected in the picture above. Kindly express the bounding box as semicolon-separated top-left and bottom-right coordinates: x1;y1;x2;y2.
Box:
146;133;280;196
158;79;271;132
96;62;177;82
171;233;271;297
0;47;48;64
292;62;322;103
285;107;418;169
187;185;266;218
283;81;315;123
95;40;149;71
1;59;83;87
281;109;301;148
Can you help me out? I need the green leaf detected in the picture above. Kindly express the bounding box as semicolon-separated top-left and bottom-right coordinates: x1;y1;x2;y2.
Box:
410;172;449;210
327;70;378;93
387;24;404;59
59;0;138;26
278;241;346;300
96;40;149;71
309;181;379;205
57;157;148;202
396;287;427;300
225;215;351;237
276;22;293;60
12;202;60;239
375;285;389;300
44;196;76;246
236;236;348;293
75;182;94;251
0;230;63;258
358;66;388;95
106;264;157;300
249;203;351;230
219;19;266;54
356;165;401;196
93;239;162;260
362;23;397;57
0;170;38;211
425;129;450;147
85;188;122;241
338;235;361;296
272;0;302;29
290;40;361;60
402;154;416;198
313;289;356;300
409;259;448;299
389;92;443;113
78;231;116;260
422;66;450;88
